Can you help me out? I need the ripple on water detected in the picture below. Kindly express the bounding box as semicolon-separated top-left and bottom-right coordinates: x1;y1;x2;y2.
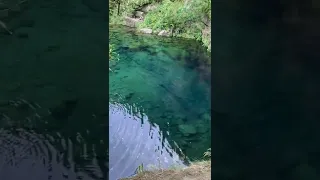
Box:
109;103;186;180
0;99;105;180
0;128;104;180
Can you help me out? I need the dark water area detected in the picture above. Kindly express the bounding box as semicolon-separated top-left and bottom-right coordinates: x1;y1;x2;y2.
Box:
109;25;211;179
212;3;320;180
0;0;107;179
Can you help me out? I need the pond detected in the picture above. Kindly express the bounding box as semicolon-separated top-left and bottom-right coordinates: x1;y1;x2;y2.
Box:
0;0;107;179
109;25;211;179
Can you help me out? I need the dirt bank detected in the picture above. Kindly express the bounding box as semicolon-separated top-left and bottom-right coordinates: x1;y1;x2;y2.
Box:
121;161;211;180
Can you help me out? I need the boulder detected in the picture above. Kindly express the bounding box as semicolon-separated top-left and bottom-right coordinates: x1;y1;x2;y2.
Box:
134;11;144;19
158;30;171;37
124;16;143;28
140;4;157;13
139;28;152;34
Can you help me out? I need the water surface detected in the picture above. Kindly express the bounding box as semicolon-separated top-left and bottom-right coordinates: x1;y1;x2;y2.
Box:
0;0;107;179
109;25;211;179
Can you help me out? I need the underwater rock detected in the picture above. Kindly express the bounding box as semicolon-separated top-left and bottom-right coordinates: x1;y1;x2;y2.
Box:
196;123;210;133
125;92;135;101
178;124;197;136
200;112;211;122
168;116;185;126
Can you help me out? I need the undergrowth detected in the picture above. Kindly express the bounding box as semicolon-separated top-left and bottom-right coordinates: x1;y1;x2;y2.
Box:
109;0;211;52
138;0;210;41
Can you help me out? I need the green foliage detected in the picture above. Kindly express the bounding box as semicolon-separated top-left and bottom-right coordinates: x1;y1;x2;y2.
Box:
109;0;157;17
109;13;124;25
203;148;211;158
109;0;211;50
138;0;210;40
136;163;144;174
109;44;119;61
109;44;120;71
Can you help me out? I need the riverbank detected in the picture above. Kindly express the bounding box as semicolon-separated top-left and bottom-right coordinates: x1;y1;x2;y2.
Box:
109;0;211;52
121;160;211;180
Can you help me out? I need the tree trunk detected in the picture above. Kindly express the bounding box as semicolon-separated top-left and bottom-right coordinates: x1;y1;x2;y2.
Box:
117;1;120;16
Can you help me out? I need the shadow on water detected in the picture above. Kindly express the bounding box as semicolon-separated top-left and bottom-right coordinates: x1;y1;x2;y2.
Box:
109;103;186;180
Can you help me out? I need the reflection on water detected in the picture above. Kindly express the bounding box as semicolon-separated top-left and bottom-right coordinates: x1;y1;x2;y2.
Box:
109;103;185;180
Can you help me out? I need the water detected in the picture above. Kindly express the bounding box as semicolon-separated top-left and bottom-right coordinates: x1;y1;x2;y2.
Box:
0;0;107;179
109;25;211;179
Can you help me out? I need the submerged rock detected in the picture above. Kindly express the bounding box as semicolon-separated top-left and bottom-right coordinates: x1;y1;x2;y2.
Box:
139;28;152;34
200;112;211;122
178;124;197;136
125;92;135;101
196;123;210;134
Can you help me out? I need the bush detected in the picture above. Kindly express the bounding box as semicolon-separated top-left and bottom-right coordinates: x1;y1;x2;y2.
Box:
138;0;210;40
109;0;211;50
109;44;119;61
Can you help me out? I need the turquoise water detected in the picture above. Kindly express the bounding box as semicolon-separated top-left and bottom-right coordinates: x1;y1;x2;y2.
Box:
109;25;211;179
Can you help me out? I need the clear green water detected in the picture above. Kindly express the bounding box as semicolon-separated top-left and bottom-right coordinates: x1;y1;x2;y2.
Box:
109;25;211;179
0;0;107;179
